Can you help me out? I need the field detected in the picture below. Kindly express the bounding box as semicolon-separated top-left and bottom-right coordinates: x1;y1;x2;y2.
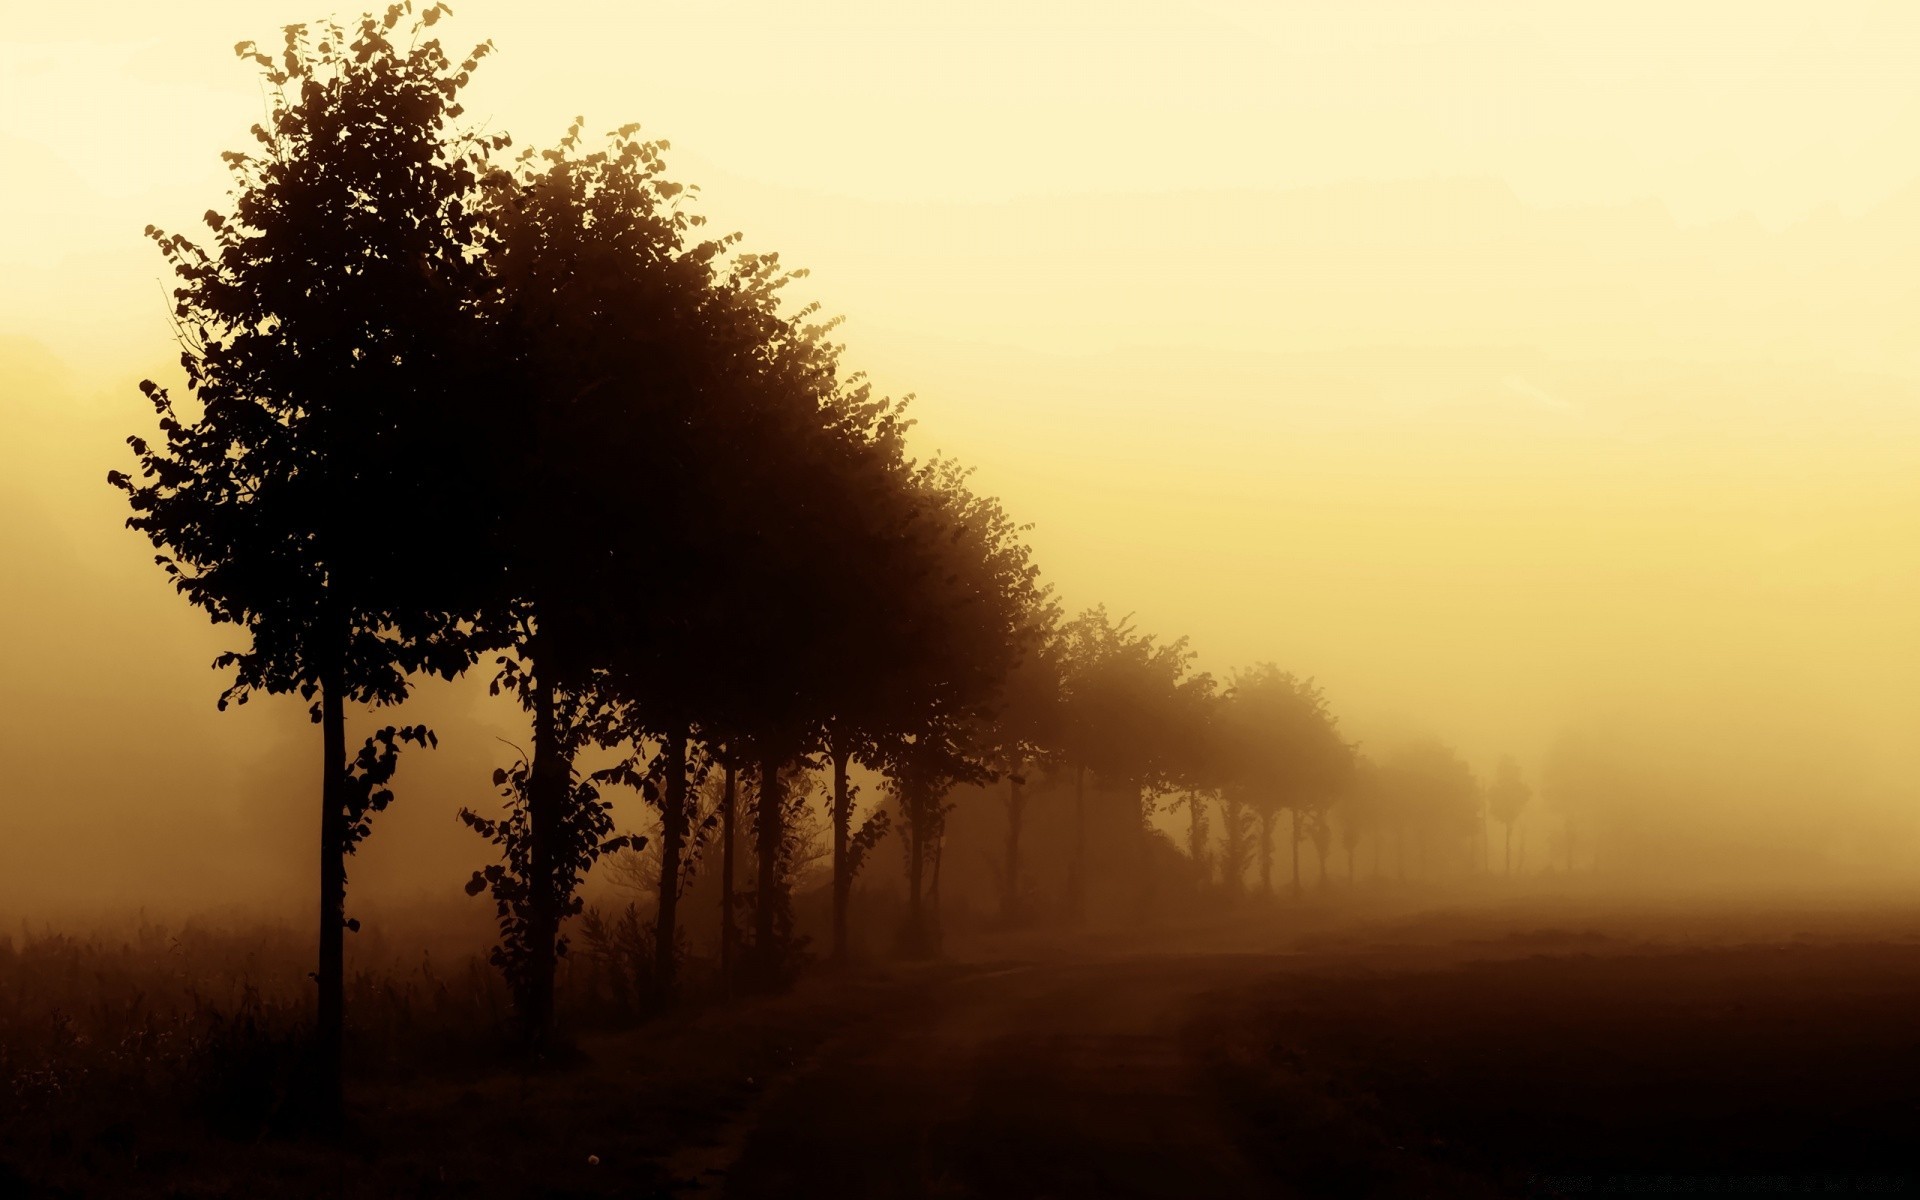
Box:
4;894;1919;1197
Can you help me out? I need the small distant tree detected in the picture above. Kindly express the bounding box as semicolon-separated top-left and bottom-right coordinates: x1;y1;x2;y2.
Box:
983;609;1064;926
1379;741;1480;880
1487;756;1531;876
1216;791;1257;899
1182;790;1215;888
850;459;1048;957
1219;665;1353;899
1054;606;1212;921
1336;755;1382;883
1308;809;1334;888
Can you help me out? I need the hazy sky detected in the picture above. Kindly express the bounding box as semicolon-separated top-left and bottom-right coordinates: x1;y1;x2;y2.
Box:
5;2;1920;913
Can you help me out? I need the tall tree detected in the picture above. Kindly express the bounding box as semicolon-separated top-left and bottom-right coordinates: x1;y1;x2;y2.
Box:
459;114;737;1031
110;3;496;1115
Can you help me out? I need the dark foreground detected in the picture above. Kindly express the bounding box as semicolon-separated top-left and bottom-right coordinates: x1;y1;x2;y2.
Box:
10;900;1920;1198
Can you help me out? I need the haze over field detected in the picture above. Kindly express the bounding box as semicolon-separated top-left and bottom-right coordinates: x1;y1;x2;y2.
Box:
6;1;1920;917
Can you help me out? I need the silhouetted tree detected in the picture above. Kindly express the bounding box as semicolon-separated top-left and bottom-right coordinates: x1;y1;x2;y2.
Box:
460;115;737;1029
110;3;497;1115
982;605;1064;926
1055;607;1211;921
1337;754;1382;884
1182;790;1215;888
1219;665;1352;899
1488;755;1531;875
1216;791;1257;899
1378;741;1480;880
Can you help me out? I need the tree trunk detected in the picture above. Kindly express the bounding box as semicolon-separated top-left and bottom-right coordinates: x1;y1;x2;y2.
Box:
830;744;851;966
1314;831;1330;889
1069;764;1087;923
1002;754;1025;922
1258;809;1275;896
652;725;688;997
754;752;784;972
720;758;736;988
928;828;945;950
524;663;565;1047
1135;786;1155;920
1289;807;1302;898
906;792;926;953
315;661;348;1122
1504;822;1512;876
1186;793;1203;871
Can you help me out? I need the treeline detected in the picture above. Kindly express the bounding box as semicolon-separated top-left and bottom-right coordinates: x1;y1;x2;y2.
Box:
104;3;1531;1119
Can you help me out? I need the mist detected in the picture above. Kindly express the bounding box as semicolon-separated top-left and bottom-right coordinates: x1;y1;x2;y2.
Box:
6;3;1920;1194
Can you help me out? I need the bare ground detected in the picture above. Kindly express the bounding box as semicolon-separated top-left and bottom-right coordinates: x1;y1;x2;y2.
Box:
9;897;1920;1198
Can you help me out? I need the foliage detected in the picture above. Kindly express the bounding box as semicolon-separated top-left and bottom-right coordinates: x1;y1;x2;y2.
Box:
1219;665;1353;836
459;726;639;1008
109;3;501;716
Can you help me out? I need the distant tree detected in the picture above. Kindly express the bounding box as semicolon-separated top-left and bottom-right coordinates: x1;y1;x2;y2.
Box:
1055;607;1212;921
110;4;496;1114
1336;754;1382;883
1216;791;1257;899
1182;789;1216;889
866;463;1046;954
1308;809;1335;888
1487;756;1531;875
1219;666;1353;898
983;606;1064;926
1541;730;1622;874
1378;741;1480;880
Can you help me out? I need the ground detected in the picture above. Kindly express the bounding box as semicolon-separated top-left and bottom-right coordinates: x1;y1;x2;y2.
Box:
8;895;1920;1198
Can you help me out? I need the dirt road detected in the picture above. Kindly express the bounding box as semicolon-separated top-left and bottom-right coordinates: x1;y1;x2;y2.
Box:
703;952;1290;1198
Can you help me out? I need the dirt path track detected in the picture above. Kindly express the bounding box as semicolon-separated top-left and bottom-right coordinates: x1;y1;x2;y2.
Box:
709;953;1285;1198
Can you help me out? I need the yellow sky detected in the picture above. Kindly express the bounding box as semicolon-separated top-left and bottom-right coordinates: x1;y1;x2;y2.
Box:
5;2;1920;911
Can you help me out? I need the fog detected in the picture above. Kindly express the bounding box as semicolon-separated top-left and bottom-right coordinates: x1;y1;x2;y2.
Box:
5;1;1920;924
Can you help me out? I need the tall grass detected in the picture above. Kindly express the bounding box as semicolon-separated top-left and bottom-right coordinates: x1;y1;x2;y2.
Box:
0;915;512;1141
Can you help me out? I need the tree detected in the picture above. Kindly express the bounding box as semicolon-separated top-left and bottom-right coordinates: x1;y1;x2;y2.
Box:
1054;606;1212;921
460;115;737;1028
1377;741;1480;881
1216;790;1258;899
982;603;1063;926
1336;754;1383;884
1487;756;1531;876
905;464;1051;939
1181;789;1215;890
110;3;496;1116
1219;665;1353;898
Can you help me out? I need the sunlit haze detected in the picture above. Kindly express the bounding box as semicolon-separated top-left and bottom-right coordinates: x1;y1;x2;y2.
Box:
5;2;1920;916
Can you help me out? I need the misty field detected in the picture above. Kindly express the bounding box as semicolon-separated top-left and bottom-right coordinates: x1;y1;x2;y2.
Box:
12;0;1920;1196
5;894;1918;1198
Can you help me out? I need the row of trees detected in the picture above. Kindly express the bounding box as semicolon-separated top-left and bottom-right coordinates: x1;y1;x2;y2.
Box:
105;3;1538;1119
109;5;1052;1116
